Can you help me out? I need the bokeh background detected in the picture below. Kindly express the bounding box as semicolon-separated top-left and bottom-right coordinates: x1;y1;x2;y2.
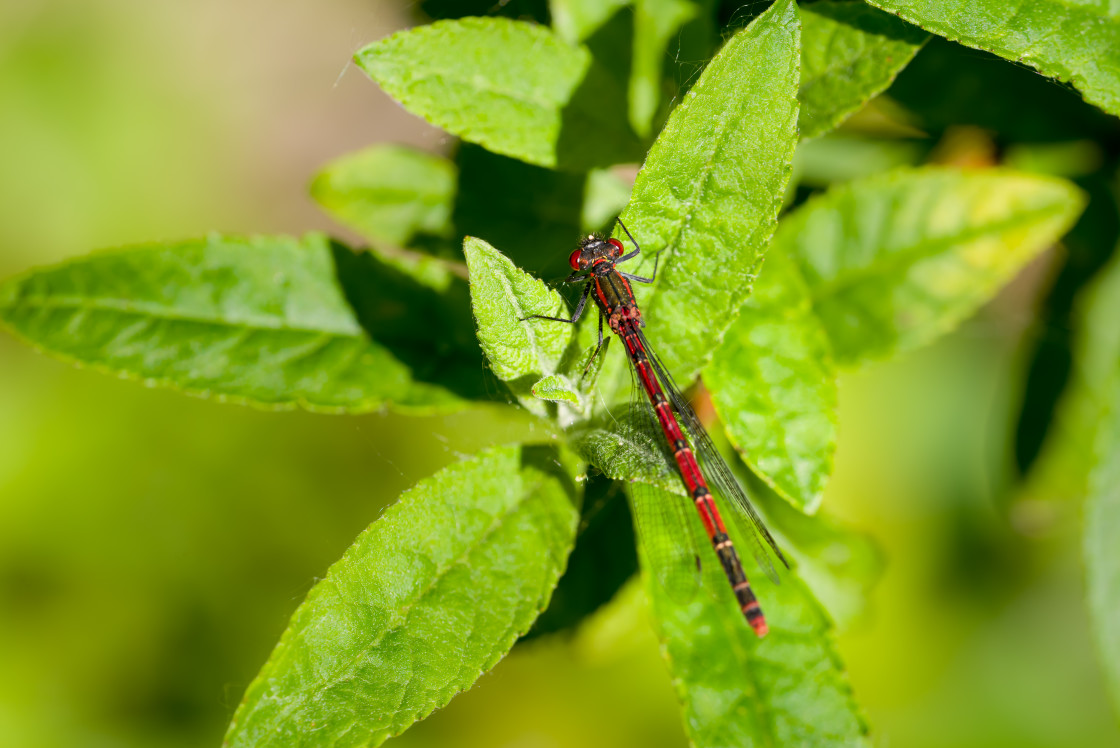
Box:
2;1;1118;747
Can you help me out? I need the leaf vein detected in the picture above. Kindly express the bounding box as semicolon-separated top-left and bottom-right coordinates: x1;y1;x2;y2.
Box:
4;295;362;337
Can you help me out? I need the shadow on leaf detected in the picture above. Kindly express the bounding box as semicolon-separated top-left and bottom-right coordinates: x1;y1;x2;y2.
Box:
554;15;646;172
329;239;493;403
453;145;590;278
526;474;638;639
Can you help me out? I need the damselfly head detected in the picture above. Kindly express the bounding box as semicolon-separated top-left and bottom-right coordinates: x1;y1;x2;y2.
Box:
570;235;626;271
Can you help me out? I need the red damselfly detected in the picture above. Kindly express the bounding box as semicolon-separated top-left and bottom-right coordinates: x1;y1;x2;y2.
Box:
524;221;789;635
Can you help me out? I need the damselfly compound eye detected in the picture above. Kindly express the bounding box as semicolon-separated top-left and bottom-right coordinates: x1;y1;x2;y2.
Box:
568;248;583;271
607;238;625;256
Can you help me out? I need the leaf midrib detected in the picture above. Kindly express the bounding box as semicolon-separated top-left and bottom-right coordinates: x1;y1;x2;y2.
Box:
1;294;362;337
489;257;562;374
650;24;793;315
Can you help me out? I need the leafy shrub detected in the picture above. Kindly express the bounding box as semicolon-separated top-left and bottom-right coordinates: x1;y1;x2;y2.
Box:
3;1;1119;746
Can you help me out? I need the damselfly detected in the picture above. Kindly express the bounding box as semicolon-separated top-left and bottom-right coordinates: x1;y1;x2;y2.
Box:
524;222;789;635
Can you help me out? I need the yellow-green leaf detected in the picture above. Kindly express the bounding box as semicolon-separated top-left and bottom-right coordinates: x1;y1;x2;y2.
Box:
777;167;1086;365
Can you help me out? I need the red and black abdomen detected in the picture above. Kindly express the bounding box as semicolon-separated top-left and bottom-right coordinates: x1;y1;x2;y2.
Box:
618;318;770;636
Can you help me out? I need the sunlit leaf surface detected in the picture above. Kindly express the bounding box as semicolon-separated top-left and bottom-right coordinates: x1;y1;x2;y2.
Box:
707;250;837;513
0;234;480;413
355;18;641;170
799;1;927;139
622;0;800;382
867;0;1120;117
224;444;581;748
465;237;575;414
632;482;868;748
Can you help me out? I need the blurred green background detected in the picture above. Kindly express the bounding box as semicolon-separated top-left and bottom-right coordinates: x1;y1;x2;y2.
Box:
2;2;1119;747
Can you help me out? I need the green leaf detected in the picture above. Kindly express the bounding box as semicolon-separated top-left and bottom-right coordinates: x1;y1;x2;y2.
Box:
1039;252;1120;714
532;373;581;404
0;234;482;413
706;249;838;513
223;444;581;748
354;18;641;171
1086;378;1120;719
744;469;883;630
705;167;1084;512
464;237;574;414
794;134;927;187
527;475;638;637
310;145;455;247
550;0;630;43
632;482;868;748
454;145;602;279
775;167;1086;365
630;0;699;137
865;0;1120;118
582;167;634;234
1025;249;1120;503
621;0;800;382
799;2;927;139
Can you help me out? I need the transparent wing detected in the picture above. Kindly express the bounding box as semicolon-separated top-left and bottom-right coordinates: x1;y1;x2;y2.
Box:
636;330;788;584
621;362;703;602
627;479;702;603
